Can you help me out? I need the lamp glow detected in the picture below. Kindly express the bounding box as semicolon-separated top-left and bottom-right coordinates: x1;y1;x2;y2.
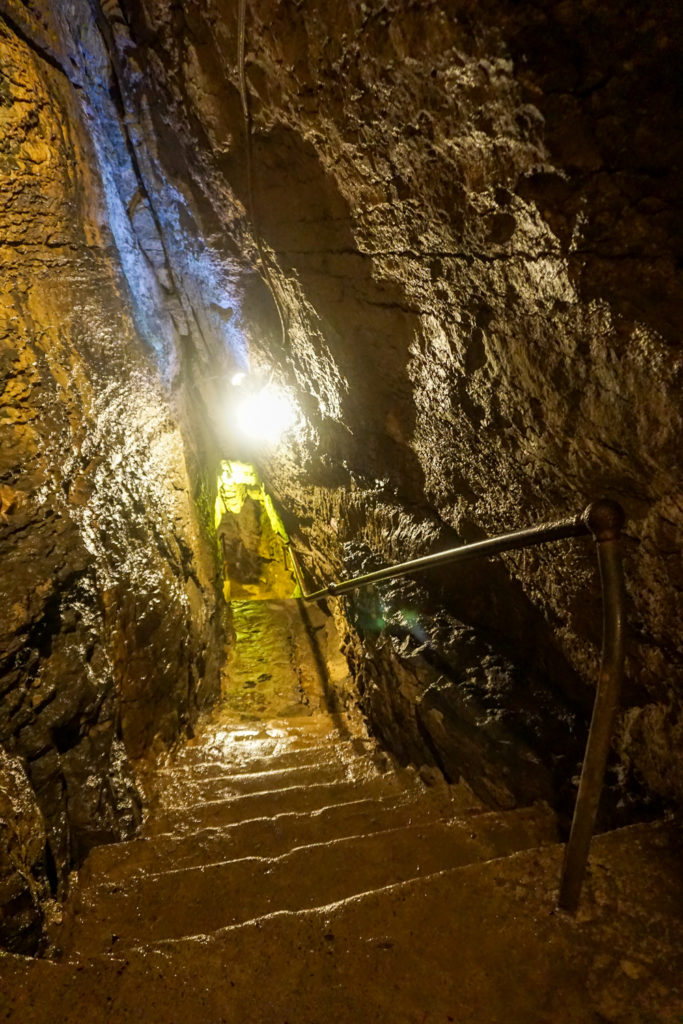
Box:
234;386;296;444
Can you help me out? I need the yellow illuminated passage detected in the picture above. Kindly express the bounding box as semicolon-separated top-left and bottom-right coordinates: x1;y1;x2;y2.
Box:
215;461;299;601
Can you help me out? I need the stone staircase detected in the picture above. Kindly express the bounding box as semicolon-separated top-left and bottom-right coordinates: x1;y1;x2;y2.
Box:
0;605;682;1022
53;714;557;958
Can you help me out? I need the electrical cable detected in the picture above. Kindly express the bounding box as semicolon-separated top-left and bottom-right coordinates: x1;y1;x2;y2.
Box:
237;0;288;354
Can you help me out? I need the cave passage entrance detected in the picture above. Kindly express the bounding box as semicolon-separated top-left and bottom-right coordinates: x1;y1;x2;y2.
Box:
215;460;334;722
215;460;299;601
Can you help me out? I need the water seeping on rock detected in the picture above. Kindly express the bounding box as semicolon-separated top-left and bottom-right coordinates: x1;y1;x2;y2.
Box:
0;0;681;1019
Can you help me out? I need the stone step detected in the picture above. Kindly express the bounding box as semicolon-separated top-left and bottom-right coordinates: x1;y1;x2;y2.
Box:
149;760;360;812
76;786;483;887
7;822;681;1024
156;742;348;777
169;735;336;768
171;716;356;767
148;775;418;835
59;803;559;956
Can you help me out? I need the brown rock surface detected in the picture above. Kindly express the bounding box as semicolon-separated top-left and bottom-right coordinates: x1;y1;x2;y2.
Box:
1;0;681;957
0;2;221;949
0;747;49;953
90;0;681;811
0;683;681;1023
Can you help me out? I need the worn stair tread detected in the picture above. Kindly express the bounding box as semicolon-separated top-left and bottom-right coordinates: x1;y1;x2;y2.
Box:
76;786;487;886
147;775;428;834
156;743;347;777
60;803;560;955
6;822;681;1024
171;716;358;766
149;760;361;809
160;736;382;777
170;734;342;767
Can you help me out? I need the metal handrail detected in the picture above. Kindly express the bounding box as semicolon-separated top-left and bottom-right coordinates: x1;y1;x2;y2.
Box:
285;499;625;912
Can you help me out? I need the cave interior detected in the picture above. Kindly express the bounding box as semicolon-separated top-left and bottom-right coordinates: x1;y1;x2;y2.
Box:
0;0;681;1020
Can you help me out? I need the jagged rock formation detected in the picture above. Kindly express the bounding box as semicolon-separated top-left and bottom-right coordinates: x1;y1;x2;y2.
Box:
0;2;222;948
0;0;681;957
88;0;681;811
0;747;48;953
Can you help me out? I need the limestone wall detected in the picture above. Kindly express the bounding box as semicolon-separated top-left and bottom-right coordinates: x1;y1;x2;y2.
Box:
0;3;222;950
1;0;681;950
106;0;681;816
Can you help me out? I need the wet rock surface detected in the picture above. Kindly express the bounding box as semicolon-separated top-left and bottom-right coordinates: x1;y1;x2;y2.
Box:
223;599;348;719
0;689;681;1022
0;748;50;954
340;571;591;817
2;522;681;1020
0;3;222;949
1;0;681;960
76;0;681;817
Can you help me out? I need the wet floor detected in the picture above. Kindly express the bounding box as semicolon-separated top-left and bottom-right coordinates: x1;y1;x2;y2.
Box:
4;599;682;1023
220;598;350;722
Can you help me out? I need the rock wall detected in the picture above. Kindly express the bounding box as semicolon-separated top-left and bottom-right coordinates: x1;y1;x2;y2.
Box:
0;2;223;950
2;0;681;948
0;747;48;953
102;0;681;817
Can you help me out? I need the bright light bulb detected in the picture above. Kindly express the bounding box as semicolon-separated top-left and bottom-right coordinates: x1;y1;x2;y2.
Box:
231;371;246;386
234;387;296;444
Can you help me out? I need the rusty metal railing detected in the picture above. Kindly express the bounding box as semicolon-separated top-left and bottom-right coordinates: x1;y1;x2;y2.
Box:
285;499;625;912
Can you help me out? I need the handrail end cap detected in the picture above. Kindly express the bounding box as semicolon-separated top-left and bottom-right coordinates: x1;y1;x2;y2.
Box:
582;499;625;542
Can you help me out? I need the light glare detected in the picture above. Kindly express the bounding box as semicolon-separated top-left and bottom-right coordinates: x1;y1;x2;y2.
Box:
235;387;296;444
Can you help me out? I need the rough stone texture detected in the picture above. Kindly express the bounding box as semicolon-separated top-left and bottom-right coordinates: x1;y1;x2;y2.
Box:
0;747;50;953
3;588;682;1021
1;0;682;950
0;2;223;950
92;0;682;815
217;497;295;599
222;599;353;720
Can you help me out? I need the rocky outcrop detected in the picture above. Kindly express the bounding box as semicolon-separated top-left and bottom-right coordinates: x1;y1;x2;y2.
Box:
1;0;681;950
0;3;222;950
96;0;681;815
0;747;49;953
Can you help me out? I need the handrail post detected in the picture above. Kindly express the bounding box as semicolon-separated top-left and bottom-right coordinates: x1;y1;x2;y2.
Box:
286;499;628;914
558;499;626;912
